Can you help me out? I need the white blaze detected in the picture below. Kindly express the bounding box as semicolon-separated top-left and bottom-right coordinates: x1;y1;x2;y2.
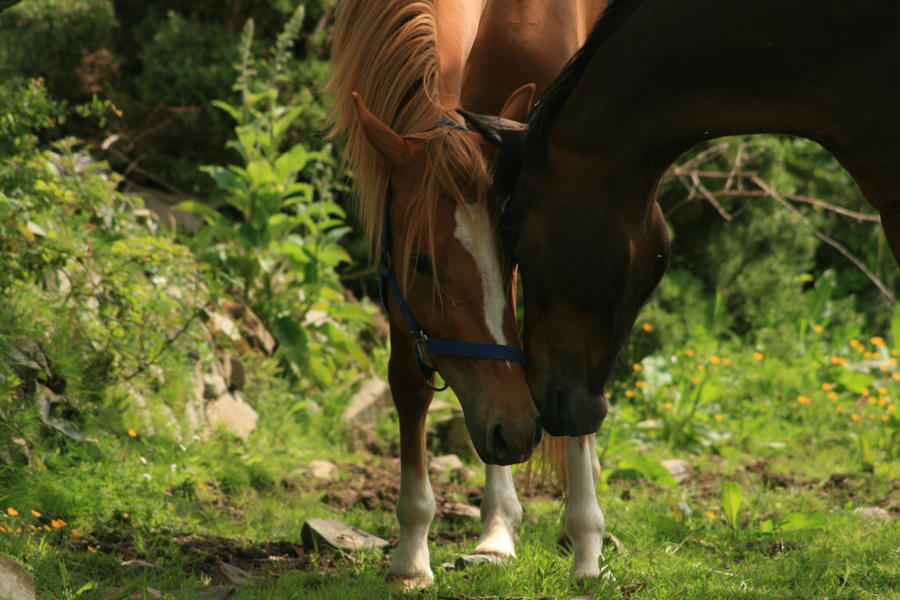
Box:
453;203;511;348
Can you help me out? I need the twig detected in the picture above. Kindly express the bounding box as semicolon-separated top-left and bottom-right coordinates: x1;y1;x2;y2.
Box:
749;174;895;304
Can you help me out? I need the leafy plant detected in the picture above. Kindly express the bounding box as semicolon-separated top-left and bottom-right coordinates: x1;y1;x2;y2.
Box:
720;481;743;531
177;7;372;388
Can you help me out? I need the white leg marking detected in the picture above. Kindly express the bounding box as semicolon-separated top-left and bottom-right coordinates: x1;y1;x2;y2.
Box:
387;466;436;585
474;464;522;557
564;434;606;580
453;204;513;353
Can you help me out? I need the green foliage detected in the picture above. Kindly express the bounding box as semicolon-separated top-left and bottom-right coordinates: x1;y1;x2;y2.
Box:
720;481;743;530
177;9;372;388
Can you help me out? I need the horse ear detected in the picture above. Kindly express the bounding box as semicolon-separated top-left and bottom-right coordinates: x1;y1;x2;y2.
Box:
499;83;535;122
351;92;410;167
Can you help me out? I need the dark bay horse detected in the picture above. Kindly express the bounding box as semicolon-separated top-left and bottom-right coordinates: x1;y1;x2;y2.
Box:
328;0;608;586
469;0;900;437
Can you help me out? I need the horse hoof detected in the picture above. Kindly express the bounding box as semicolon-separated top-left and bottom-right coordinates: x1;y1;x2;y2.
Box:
385;570;434;589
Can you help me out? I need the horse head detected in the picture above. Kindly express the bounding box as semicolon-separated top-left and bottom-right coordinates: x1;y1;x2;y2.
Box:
352;86;544;464
465;112;670;437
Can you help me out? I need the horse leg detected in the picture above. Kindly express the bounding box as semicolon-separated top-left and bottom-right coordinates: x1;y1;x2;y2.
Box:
473;464;522;558
386;324;436;587
563;434;606;581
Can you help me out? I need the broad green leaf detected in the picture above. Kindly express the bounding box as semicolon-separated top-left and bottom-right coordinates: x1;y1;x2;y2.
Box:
172;200;228;229
774;512;827;532
721;480;743;530
211;99;243;123
614;456;677;488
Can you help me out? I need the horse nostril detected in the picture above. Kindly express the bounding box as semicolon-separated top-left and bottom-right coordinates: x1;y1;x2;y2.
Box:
487;421;509;460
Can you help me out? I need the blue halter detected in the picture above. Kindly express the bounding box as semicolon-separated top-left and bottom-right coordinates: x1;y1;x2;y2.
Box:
377;118;527;390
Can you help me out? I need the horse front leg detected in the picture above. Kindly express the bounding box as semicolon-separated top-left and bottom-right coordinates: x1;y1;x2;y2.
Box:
564;434;606;581
473;464;522;558
385;324;436;587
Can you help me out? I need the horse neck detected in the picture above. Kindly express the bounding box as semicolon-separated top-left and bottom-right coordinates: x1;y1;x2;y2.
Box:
435;0;487;109
550;0;900;199
460;0;609;113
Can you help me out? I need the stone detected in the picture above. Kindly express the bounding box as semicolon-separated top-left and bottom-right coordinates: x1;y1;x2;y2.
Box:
853;506;894;522
429;454;464;474
660;458;691;483
341;378;392;425
443;502;480;521
300;518;389;552
433;413;475;458
121;559;163;574
307;459;338;480
453;553;505;569
219;561;262;585
0;553;36;600
226;356;245;391
202;372;228;400
205;392;258;441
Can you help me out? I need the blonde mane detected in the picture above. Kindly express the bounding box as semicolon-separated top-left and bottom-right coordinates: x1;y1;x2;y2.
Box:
326;0;491;286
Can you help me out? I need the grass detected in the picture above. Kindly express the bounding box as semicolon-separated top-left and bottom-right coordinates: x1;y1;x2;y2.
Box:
2;374;898;600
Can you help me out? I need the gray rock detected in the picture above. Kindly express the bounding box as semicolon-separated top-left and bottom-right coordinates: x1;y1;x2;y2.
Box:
301;518;388;552
443;502;480;521
453;553;506;569
202;372;229;400
307;460;338;480
429;454;464;473
205;392;258;440
0;553;36;600
341;378;392;425
660;458;691;483
853;506;894;522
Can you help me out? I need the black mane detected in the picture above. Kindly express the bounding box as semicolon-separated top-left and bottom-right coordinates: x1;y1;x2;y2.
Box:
525;0;655;165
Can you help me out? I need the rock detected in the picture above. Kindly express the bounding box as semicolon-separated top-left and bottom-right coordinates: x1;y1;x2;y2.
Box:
121;559;162;574
433;413;475;458
205;392;258;440
206;311;241;342
307;460;338;479
341;378;392;425
301;518;389;552
430;454;464;474
219;561;262;585
453;553;505;569
202;372;229;400
226;356;245;391
660;458;691;483
0;553;36;600
443;502;480;521
853;506;894;522
170;586;236;600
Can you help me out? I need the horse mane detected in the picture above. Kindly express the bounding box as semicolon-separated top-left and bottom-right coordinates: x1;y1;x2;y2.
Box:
326;0;489;286
522;0;656;165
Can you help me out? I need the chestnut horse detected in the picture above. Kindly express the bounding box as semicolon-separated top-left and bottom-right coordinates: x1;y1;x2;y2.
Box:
470;0;900;436
328;0;608;586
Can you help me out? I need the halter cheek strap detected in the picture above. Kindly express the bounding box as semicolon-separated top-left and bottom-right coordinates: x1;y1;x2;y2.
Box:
377;119;527;390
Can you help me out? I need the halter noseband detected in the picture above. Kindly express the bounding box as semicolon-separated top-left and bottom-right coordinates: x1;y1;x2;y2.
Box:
377;117;527;390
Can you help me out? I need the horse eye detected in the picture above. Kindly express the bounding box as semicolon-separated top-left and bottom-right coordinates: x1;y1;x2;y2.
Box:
411;253;433;277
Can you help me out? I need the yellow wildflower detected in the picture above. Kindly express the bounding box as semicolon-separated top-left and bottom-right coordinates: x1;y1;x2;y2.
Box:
705;511;716;520
663;402;673;410
51;519;66;528
6;508;17;517
892;372;900;380
868;397;877;404
835;405;844;413
625;390;635;398
714;414;724;421
878;386;888;395
88;546;96;553
813;325;824;333
127;428;138;438
691;377;700;384
797;395;812;404
633;364;643;371
878;397;888;406
888;404;896;412
753;352;764;361
698;365;706;372
880;364;890;371
710;356;721;364
642;323;653;332
685;349;695;357
871;336;886;347
636;381;648;389
71;530;83;538
851;414;862;421
882;415;890;422
827;392;838;400
822;382;833;391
